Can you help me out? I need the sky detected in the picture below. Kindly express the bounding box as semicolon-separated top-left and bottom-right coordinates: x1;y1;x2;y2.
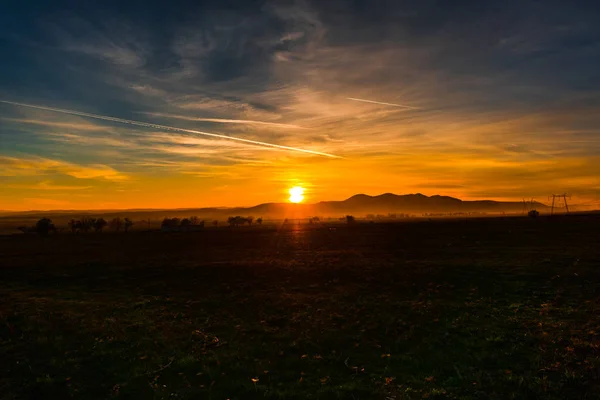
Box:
1;0;600;211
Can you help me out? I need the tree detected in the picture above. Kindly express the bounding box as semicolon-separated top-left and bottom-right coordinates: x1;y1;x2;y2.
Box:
213;220;219;227
346;215;356;224
35;218;56;235
189;216;200;225
228;216;246;227
256;217;263;225
80;217;94;233
68;219;77;234
528;209;539;218
246;216;254;226
94;218;108;232
123;218;133;232
110;217;123;232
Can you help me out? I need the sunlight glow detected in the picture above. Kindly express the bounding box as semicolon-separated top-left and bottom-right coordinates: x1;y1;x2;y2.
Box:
288;186;305;203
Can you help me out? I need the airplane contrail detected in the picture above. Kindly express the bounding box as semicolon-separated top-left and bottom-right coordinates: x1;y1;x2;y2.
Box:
0;100;341;158
140;112;311;130
346;97;419;109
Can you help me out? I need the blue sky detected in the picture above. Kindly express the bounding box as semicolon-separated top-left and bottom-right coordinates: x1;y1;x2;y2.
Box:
1;0;600;210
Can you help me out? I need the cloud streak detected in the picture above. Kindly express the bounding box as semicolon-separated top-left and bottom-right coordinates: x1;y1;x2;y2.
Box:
346;97;420;110
0;100;341;158
0;156;127;181
141;112;310;130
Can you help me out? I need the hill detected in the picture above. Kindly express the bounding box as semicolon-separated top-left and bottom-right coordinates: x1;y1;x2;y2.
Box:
0;194;549;228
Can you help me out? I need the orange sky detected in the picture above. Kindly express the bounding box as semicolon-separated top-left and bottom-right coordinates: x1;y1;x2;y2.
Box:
1;2;600;211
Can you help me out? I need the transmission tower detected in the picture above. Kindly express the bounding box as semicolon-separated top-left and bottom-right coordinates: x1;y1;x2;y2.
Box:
549;193;571;215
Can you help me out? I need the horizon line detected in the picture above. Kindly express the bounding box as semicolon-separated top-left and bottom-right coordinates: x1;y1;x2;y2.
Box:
0;192;561;214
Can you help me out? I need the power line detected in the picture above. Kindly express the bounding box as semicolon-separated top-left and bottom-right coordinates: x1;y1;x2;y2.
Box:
548;194;571;215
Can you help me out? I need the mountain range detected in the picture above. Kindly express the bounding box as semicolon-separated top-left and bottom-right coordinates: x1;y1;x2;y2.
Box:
0;193;549;221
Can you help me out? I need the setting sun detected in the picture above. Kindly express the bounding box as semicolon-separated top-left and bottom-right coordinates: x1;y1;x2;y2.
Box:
288;186;305;203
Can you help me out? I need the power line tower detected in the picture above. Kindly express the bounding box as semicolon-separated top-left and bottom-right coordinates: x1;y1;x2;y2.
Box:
549;193;570;215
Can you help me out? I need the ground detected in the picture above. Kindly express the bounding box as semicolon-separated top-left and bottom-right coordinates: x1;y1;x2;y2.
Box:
1;216;599;399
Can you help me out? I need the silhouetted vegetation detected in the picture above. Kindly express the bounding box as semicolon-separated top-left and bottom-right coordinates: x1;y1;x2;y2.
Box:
528;209;540;218
227;216;253;227
34;218;56;235
256;217;263;225
110;217;123;232
345;215;356;224
162;216;205;231
94;218;108;232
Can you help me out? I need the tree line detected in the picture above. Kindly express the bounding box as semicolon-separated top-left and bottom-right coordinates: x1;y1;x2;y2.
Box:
67;217;133;233
227;216;262;227
19;217;134;235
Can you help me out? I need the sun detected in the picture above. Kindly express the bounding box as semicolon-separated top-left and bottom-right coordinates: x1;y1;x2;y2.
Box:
288;186;305;203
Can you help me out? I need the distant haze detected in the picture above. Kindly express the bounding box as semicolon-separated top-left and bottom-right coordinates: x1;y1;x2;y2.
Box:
0;193;552;221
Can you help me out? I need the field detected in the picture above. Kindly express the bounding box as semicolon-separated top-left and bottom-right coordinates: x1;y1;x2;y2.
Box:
1;216;599;399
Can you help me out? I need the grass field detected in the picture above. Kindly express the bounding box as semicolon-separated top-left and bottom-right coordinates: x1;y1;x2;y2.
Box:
1;216;599;399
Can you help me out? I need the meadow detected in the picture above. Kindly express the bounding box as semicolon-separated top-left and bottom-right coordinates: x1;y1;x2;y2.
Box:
1;216;599;399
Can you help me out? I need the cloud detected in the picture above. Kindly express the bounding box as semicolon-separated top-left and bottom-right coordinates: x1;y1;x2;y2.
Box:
2;1;600;210
1;118;110;131
0;100;341;158
346;97;420;109
0;156;128;181
46;14;148;67
141;112;310;129
6;181;93;191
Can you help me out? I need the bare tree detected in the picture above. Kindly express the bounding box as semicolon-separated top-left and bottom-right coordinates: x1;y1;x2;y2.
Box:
94;218;108;232
68;219;77;234
110;217;123;232
79;217;94;233
123;218;133;232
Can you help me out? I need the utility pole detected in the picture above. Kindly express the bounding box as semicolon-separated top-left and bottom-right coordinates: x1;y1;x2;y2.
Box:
549;194;570;215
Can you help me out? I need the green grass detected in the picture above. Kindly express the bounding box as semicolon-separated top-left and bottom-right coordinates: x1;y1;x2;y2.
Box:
1;216;599;399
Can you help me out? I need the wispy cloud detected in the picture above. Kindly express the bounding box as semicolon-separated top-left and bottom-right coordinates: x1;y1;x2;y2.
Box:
1;118;109;131
0;100;340;158
6;181;93;191
346;97;420;109
0;156;128;181
141;112;310;129
2;1;600;210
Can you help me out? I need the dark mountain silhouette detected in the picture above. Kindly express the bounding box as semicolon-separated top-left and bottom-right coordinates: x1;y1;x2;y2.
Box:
236;193;548;217
311;193;547;215
0;193;549;223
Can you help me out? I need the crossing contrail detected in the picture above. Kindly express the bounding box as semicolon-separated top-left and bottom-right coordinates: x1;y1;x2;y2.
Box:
0;100;341;158
347;97;419;109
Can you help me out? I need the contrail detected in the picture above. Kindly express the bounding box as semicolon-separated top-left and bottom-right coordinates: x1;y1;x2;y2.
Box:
347;97;419;109
141;112;311;130
0;100;341;158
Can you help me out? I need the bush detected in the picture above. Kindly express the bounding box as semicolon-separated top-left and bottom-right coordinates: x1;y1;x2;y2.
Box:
35;218;56;235
528;210;539;218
